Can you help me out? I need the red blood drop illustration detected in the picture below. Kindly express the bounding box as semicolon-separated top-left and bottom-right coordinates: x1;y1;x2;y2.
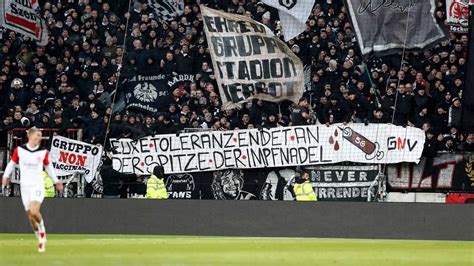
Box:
329;136;334;144
334;141;340;151
140;162;145;167
232;137;237;142
290;135;295;141
208;159;213;163
242;155;247;160
334;129;338;137
149;143;154;148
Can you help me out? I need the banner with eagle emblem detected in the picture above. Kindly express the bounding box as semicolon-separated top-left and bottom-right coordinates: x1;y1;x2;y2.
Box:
125;75;168;114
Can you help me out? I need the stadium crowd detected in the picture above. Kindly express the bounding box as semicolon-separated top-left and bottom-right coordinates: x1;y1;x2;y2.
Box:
0;0;473;154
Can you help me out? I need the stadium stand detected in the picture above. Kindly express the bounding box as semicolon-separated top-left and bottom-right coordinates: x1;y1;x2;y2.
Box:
0;0;472;153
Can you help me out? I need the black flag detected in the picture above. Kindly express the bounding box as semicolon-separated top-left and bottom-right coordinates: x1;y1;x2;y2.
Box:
125;75;171;114
344;0;446;56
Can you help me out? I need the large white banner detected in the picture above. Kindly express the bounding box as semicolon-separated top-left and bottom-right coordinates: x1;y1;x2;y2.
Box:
0;0;48;46
201;5;304;110
111;124;425;175
49;136;103;182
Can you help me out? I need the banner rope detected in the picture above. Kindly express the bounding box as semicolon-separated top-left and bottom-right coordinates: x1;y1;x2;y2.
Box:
101;0;133;151
377;5;413;201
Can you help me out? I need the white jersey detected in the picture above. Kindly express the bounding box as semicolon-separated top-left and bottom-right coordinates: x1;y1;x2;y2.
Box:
7;144;56;187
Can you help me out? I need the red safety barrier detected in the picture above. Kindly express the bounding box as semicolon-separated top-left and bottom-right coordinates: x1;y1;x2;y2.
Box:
446;193;474;204
7;128;81;158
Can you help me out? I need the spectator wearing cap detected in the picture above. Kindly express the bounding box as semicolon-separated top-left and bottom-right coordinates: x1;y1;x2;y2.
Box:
413;87;430;111
80;109;103;143
422;130;438;157
448;98;462;129
441;135;458;153
262;114;279;129
347;91;369;123
393;84;413;126
35;114;51;129
176;114;190;131
430;106;448;134
155;114;177;135
369;108;389;124
322;95;351;125
291;98;311;126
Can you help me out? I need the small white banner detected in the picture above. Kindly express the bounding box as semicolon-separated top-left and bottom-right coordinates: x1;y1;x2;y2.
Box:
0;0;48;45
49;136;103;182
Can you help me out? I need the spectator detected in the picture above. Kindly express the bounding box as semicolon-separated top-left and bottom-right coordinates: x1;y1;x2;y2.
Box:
458;134;474;152
100;156;139;198
291;97;310;126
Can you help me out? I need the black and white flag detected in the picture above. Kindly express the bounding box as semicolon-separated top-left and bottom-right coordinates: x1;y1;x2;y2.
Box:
125;75;171;114
148;0;184;22
261;0;315;41
345;0;446;56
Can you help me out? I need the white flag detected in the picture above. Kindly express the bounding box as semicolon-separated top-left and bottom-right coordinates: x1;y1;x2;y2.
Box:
261;0;315;41
0;0;49;46
49;136;103;183
201;5;304;109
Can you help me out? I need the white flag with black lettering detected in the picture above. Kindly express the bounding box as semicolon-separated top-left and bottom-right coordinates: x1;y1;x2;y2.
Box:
201;5;304;110
261;0;315;41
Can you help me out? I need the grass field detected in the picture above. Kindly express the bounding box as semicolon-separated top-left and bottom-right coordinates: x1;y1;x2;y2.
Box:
0;234;472;266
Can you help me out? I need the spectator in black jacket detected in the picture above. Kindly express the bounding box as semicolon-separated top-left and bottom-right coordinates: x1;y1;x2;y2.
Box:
100;157;139;198
322;95;351;125
347;91;369;123
80;110;103;143
422;130;438;157
175;45;194;74
458;134;474;152
393;84;413;126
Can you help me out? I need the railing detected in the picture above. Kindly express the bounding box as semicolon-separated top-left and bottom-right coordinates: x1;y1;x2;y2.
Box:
7;128;82;155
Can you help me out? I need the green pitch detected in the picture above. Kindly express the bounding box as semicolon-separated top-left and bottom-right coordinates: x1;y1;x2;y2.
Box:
0;234;472;266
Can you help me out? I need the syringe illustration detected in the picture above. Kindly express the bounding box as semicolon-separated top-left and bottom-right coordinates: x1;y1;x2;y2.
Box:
338;127;384;160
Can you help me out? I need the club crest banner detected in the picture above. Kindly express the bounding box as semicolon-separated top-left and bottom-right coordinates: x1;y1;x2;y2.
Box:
446;0;470;33
201;5;304;109
125;75;170;114
49;136;103;182
111;124;425;175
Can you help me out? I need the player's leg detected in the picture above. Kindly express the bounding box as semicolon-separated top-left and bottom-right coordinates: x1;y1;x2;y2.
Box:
29;186;46;252
21;187;46;252
29;201;47;252
21;187;40;238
